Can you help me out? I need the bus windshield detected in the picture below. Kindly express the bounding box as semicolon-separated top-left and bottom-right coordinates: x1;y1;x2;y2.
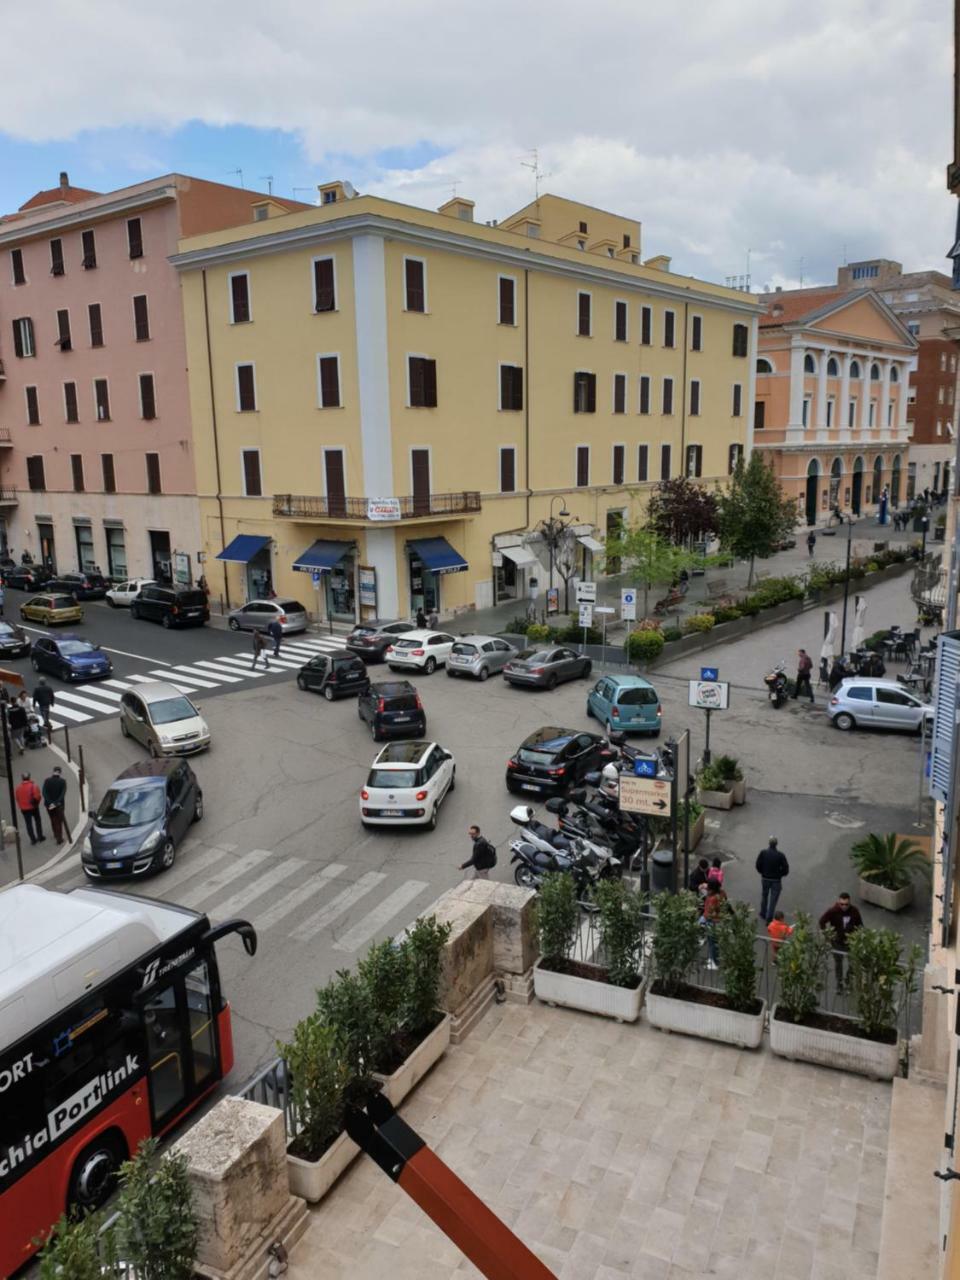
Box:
97;785;165;827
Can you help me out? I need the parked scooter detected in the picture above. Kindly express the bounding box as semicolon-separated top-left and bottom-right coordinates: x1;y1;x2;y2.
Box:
763;662;789;708
508;805;619;899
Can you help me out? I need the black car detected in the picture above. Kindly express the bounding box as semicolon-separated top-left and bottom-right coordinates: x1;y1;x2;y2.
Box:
358;680;426;741
131;584;209;628
81;757;202;879
506;727;615;796
345;619;418;662
4;565;52;591
0;621;30;659
46;572;109;600
296;650;371;700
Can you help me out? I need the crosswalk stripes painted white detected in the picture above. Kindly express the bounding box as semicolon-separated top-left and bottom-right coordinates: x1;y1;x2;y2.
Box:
160;667;221;688
44;701;90;723
173;846;268;904
252;862;347;932
140;841;240;896
196;854;306;919
212;655;272;676
331;880;429;953
191;659;249;681
53;690;119;715
290;871;388;942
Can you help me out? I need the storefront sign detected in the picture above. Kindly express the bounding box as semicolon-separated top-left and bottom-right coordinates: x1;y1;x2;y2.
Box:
491;551;503;568
546;588;560;615
173;551;191;585
367;498;402;521
359;566;377;609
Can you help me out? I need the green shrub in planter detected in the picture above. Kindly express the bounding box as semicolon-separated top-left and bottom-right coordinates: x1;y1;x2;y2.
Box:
626;629;665;663
682;612;716;634
358;938;409;1067
557;618;602;644
650;795;703;840
738;598;760;617
402;914;452;1039
593;878;646;988
696;761;729;792
849;564;866;579
749;575;804;606
116;1138;198;1280
849;833;931;891
277;1015;350;1160
508;615;531;635
712;605;742;623
536;871;579;966
39;1212;109;1280
650;890;702;997
663;626;683;642
716;901;761;1013
847;928;922;1041
712;754;743;783
866;560;880;572
316;969;377;1101
805;562;841;593
525;622;551;642
776;912;832;1023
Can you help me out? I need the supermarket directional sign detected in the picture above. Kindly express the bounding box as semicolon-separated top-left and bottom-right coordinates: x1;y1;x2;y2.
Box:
618;774;673;816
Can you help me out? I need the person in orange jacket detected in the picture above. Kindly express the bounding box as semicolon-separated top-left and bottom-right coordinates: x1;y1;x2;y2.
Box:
767;910;793;962
15;771;44;844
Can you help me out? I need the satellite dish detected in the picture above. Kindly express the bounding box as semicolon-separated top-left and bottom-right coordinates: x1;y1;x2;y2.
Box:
342;181;357;199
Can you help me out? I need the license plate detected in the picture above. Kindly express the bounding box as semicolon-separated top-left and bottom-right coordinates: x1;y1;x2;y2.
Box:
382;809;403;817
186;610;201;617
394;714;410;721
105;860;123;870
522;783;540;792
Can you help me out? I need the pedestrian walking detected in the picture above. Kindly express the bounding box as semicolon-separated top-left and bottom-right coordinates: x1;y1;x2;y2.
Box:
806;530;816;557
818;892;863;992
767;911;793;962
688;857;710;896
15;772;44;844
7;694;27;753
702;882;728;969
416;607;427;628
459;825;497;880
42;765;71;845
427;609;438;630
793;649;815;703
250;629;270;671
756;836;790;923
267;617;283;658
32;678;54;735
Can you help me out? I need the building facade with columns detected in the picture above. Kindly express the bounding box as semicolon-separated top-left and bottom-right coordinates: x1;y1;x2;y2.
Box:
753;288;915;527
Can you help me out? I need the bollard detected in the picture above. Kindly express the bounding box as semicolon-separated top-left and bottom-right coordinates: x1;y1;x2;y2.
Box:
63;724;71;763
77;742;86;812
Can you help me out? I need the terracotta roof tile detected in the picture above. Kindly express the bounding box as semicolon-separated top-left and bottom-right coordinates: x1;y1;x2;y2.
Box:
18;184;102;212
759;288;841;328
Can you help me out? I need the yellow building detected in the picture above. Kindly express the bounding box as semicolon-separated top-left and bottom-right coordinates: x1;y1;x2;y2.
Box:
173;185;760;622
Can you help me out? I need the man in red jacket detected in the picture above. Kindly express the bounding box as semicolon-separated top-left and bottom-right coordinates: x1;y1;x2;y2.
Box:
819;893;863;992
15;771;44;845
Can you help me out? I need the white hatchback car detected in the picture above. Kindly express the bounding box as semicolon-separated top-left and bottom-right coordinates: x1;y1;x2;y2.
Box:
106;578;157;608
385;629;456;674
829;678;934;734
359;740;456;828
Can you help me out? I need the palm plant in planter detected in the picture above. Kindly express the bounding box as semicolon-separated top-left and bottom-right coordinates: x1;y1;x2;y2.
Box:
850;833;930;911
712;754;745;805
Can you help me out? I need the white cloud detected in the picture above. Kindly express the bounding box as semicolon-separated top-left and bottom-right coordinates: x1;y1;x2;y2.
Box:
0;0;951;282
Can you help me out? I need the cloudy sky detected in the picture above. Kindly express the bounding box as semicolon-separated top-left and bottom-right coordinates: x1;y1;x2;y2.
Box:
0;0;951;288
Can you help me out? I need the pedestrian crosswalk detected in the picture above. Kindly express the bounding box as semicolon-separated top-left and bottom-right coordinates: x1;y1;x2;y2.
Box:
37;840;436;957
37;634;349;731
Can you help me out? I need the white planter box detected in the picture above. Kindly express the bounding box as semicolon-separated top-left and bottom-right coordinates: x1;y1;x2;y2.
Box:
769;1003;900;1080
286;1129;358;1203
373;1013;451;1106
533;958;643;1023
697;786;734;811
687;810;706;850
857;877;914;912
731;779;746;805
646;988;766;1048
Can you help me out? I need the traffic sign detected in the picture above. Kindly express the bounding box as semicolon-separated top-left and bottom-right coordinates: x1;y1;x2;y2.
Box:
578;603;593;628
688;680;730;710
619;774;673;816
700;666;719;681
633;757;658;778
621;589;637;622
311;569;322;587
576;581;597;604
594;606;615;615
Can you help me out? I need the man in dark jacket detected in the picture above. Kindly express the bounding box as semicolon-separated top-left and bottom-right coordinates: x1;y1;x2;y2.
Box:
267;618;283;658
688;858;710;896
793;649;814;703
459;825;497;880
32;677;55;734
819;893;863;991
756;837;789;923
42;765;70;845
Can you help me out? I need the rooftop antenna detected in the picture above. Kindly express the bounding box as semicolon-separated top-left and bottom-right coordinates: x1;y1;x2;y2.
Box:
227;168;244;189
450;180;461;200
842;242;848;266
744;248;752;293
520;149;546;202
259;175;274;196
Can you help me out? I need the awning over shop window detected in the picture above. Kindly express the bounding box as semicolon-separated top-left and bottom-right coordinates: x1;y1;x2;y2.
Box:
292;539;353;573
577;534;605;554
407;536;468;575
216;534;271;563
499;544;537;568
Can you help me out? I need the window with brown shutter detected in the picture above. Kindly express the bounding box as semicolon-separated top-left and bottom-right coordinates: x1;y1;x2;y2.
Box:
408;357;437;407
664;310;675;348
405;259;426;312
324;450;346;516
318;356;341;408
11;248;25;285
56;309;72;350
133;295;150;341
12;317;35;358
50;238;65;277
691;315;703;351
127;217;143;259
139;374;156;420
499;447;516;493
25;386;40;425
613;374;626;414
145;453;162;494
71;455;84;493
237;364;257;411
623;233;631;249
637;445;649;482
26;455;45;491
640;305;652;346
576;446;590;487
690;380;701;416
732;323;748;357
754;400;766;431
242;449;263;497
313;258;336;312
500;365;523;411
579;221;588;234
612;445;625;486
81;229;97;270
615;301;627;342
94;379;111;421
498;277;515;325
411;449;431;514
230;273;251;323
660;444;671;480
88;303;103;348
101;453;116;493
662;377;674;415
64;382;79;423
639;375;651;415
577;292;591;336
732;384;743;416
573;371;596;414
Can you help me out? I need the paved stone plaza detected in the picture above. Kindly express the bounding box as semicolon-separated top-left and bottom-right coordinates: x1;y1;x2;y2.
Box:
286;1001;894;1279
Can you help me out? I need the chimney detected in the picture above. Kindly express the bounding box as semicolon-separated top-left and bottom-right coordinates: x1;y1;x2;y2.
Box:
59;171;69;193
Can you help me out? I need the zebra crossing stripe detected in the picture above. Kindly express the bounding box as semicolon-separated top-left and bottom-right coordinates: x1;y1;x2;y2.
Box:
251;862;347;932
211;656;270;676
332;880;430;953
190;661;243;682
163;667;221;688
53;690;120;715
69;685;124;703
169;846;264;904
103;679;137;691
44;702;90;723
290;871;387;942
198;854;306;919
138;842;239;896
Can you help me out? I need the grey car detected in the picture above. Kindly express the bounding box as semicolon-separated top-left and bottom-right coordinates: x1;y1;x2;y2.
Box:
503;645;592;690
227;597;308;634
346;619;417;662
446;635;518;681
829;678;933;733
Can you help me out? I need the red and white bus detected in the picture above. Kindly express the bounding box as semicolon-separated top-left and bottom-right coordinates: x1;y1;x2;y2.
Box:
0;883;256;1277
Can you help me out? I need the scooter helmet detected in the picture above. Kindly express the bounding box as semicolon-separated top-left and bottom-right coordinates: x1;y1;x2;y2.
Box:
601;763;619;783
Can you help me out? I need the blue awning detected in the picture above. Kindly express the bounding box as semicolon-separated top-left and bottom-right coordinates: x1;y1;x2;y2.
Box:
407;537;468;575
292;539;353;573
216;534;271;564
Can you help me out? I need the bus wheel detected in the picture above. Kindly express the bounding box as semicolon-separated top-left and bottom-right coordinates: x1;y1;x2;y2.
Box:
68;1133;127;1215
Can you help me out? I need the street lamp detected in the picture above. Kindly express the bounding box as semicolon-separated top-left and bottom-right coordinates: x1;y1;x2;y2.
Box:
839;513;856;656
921;514;929;563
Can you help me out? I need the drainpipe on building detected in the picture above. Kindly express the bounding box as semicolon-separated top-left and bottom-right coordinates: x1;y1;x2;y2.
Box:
201;269;230;611
523;268;531;534
679;301;690;479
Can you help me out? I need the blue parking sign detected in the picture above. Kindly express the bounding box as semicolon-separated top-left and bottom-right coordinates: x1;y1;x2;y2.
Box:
700;666;719;681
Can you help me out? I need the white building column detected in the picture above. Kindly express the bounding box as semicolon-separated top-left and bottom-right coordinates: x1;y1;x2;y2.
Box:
839;353;852;437
788;342;806;429
815;351;828;428
897;361;910;433
879;359;891;434
856;357;870;430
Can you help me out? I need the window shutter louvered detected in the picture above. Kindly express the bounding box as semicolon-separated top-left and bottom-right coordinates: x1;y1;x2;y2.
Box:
12;320;23;359
586;373;596;413
930;632;960;803
423;359;437;406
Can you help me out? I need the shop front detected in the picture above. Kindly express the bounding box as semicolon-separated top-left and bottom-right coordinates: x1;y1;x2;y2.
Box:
493;540;539;606
216;534;273;601
407;537;468;615
73;519;95;573
104;521;127;578
149;530;172;584
36;521;56;573
292;538;358;622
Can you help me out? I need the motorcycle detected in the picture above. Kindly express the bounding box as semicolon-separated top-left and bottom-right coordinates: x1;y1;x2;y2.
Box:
763;662;788;708
547;795;634;874
508;804;620;898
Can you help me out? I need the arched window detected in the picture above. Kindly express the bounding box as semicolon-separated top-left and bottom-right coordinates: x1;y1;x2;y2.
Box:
849;360;861;379
889;365;900;384
870;363;881;381
804;353;816;375
827;357;839;377
756;357;774;374
807;458;820;477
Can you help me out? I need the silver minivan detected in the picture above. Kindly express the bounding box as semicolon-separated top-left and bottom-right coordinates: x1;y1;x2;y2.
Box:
829;678;933;733
446;635;518;681
119;681;211;756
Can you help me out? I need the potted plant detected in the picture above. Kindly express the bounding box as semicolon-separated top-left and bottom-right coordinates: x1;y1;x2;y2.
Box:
115;1138;199;1280
680;797;706;850
533;873;645;1021
278;1012;354;1202
849;833;930;912
696;761;734;810
646;895;766;1048
712;754;745;805
39;1211;109;1280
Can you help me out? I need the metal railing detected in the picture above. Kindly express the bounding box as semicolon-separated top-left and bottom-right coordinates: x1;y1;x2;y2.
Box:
0;428;11;443
236;1055;298;1138
0;486;17;503
273;491;481;521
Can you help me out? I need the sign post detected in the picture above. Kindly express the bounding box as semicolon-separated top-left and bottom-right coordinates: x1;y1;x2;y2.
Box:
688;668;729;766
619;774;673;895
595;605;615;671
620;588;637;622
674;729;691;890
578;603;593;654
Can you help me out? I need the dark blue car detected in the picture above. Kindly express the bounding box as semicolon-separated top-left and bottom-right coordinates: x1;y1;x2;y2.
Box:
30;633;113;682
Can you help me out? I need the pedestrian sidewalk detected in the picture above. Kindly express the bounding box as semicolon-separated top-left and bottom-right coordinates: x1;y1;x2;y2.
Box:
0;734;84;888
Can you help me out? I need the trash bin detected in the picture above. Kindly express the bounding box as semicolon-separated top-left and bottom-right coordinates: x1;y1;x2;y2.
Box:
651;846;674;894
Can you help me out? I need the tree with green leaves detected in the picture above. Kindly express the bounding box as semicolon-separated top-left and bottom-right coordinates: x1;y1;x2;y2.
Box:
647;476;719;547
116;1138;198;1280
603;524;699;619
717;452;797;587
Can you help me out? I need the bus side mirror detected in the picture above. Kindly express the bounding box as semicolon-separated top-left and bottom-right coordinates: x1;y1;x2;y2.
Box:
239;925;257;956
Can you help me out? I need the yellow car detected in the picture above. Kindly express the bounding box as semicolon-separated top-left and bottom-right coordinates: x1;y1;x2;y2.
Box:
20;593;84;626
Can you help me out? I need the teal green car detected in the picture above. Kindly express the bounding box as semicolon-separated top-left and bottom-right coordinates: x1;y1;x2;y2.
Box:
586;674;662;736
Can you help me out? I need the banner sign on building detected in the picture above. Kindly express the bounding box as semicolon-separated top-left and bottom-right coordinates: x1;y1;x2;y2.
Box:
367;498;402;521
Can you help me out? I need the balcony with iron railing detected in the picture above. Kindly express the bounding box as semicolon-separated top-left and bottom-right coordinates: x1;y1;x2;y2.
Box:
272;491;481;522
0;486;18;504
0;428;12;447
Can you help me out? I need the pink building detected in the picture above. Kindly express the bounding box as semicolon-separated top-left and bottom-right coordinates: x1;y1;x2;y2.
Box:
0;173;305;579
